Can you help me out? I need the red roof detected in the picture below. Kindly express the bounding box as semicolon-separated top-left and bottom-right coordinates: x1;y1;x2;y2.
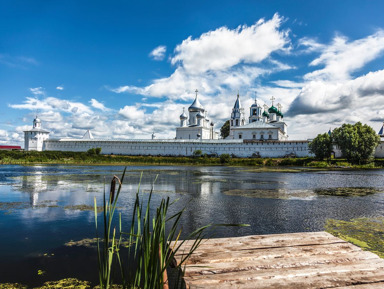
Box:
0;145;22;150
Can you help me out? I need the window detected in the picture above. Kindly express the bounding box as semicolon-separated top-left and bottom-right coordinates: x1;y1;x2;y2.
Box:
236;119;239;126
231;120;233;126
269;135;272;140
239;134;242;139
253;134;256;139
260;135;264;140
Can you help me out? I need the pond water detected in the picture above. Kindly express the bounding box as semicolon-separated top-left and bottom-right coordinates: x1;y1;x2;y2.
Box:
1;164;384;286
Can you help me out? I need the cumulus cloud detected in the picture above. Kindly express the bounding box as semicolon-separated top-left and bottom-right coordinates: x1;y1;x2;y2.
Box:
149;45;167;61
111;14;290;100
303;31;384;81
119;106;146;121
171;13;289;74
90;98;109;111
10;96;93;114
56;86;64;90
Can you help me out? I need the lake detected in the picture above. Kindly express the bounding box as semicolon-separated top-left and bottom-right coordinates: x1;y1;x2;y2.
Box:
1;164;384;286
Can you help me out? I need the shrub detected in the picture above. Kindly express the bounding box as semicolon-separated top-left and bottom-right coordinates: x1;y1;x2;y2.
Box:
220;154;231;164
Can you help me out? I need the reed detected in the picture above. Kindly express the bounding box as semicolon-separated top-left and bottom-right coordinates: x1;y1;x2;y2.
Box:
95;169;247;289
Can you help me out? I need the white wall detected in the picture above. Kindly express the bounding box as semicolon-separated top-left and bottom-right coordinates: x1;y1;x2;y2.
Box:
44;139;312;158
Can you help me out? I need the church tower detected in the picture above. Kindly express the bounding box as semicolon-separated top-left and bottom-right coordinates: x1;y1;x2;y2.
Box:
24;116;50;151
249;98;262;123
230;93;245;128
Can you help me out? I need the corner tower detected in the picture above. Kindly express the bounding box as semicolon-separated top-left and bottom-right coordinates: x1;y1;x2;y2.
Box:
24;116;50;151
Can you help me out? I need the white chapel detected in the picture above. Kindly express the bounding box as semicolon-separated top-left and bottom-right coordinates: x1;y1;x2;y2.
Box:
176;90;219;140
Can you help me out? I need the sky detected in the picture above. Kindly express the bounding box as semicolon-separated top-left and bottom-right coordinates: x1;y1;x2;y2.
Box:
2;0;384;145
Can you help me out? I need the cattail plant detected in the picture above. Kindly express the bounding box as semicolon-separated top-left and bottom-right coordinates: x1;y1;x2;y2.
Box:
95;169;248;289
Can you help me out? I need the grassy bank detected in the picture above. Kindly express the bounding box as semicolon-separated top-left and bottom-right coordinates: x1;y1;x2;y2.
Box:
1;150;384;168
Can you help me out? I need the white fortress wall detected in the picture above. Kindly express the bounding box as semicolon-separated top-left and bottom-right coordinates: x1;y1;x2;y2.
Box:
43;139;312;158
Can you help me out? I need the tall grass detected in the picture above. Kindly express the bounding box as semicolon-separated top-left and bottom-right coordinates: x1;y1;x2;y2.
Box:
95;169;247;289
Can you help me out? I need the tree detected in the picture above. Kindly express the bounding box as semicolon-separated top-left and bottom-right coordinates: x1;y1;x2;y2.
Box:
309;133;332;160
332;122;380;164
220;120;230;139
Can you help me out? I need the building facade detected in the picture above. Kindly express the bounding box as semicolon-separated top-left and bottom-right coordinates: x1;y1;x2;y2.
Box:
176;90;219;140
228;94;288;141
24;116;50;151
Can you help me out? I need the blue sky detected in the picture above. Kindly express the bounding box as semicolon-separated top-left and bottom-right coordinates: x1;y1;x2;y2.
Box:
2;0;384;144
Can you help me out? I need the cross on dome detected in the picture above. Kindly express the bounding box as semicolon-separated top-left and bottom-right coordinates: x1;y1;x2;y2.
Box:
270;96;275;105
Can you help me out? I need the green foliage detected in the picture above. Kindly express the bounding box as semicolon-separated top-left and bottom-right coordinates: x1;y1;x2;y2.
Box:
220;153;231;164
220;120;230;139
193;149;202;157
332;122;380;164
308;133;332;160
95;147;102;155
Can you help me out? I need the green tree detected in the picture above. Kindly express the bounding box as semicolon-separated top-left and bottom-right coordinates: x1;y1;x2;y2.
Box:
309;133;332;160
220;120;230;139
332;122;380;164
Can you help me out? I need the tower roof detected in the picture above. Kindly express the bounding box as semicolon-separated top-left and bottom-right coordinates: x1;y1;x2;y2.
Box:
233;93;241;109
188;89;204;112
83;130;94;139
379;123;384;136
180;108;187;119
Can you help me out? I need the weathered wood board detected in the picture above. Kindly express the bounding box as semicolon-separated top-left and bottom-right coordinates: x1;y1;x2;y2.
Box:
170;232;384;288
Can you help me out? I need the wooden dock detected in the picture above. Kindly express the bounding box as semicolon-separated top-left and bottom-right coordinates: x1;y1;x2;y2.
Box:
171;231;384;288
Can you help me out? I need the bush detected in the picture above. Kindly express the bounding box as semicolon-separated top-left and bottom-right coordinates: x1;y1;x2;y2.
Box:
220;154;231;164
95;147;102;155
193;149;202;157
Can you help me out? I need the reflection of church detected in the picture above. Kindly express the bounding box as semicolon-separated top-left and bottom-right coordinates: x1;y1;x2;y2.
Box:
228;94;288;141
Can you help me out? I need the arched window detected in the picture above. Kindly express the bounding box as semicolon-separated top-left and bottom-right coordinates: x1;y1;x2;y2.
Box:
236;119;239;126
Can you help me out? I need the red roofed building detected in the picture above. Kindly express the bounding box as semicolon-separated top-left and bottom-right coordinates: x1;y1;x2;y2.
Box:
0;145;22;151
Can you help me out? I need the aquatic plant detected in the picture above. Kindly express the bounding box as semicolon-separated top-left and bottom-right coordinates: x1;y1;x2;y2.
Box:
95;169;247;289
325;217;384;258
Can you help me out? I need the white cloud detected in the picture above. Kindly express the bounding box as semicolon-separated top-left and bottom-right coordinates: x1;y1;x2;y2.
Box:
111;14;291;100
30;87;45;96
90;99;110;111
171;13;289;74
10;96;93;115
303;30;384;81
56;86;64;90
149;45;167;61
119;106;146;121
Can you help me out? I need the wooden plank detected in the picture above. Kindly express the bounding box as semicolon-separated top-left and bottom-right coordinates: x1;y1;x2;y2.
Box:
182;249;379;277
177;241;369;266
172;232;344;257
170;232;384;288
335;283;384;289
184;259;384;289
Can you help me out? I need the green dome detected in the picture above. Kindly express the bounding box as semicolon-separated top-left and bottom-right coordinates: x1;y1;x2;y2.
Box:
262;111;269;117
277;110;284;118
268;105;278;114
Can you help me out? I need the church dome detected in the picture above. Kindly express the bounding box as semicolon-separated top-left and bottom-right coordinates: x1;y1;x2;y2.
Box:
34;117;41;123
189;93;204;112
180;111;187;120
262;111;269;117
268;105;278;114
277;110;283;118
196;112;204;119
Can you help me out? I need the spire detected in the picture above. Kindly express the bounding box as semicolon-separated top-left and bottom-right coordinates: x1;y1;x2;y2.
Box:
233;92;241;109
379;122;384;137
270;96;275;106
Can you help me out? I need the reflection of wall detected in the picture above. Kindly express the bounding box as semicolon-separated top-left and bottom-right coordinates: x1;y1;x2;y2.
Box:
21;174;48;206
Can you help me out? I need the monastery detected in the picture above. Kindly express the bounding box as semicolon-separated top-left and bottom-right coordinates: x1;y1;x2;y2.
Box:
24;91;384;158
